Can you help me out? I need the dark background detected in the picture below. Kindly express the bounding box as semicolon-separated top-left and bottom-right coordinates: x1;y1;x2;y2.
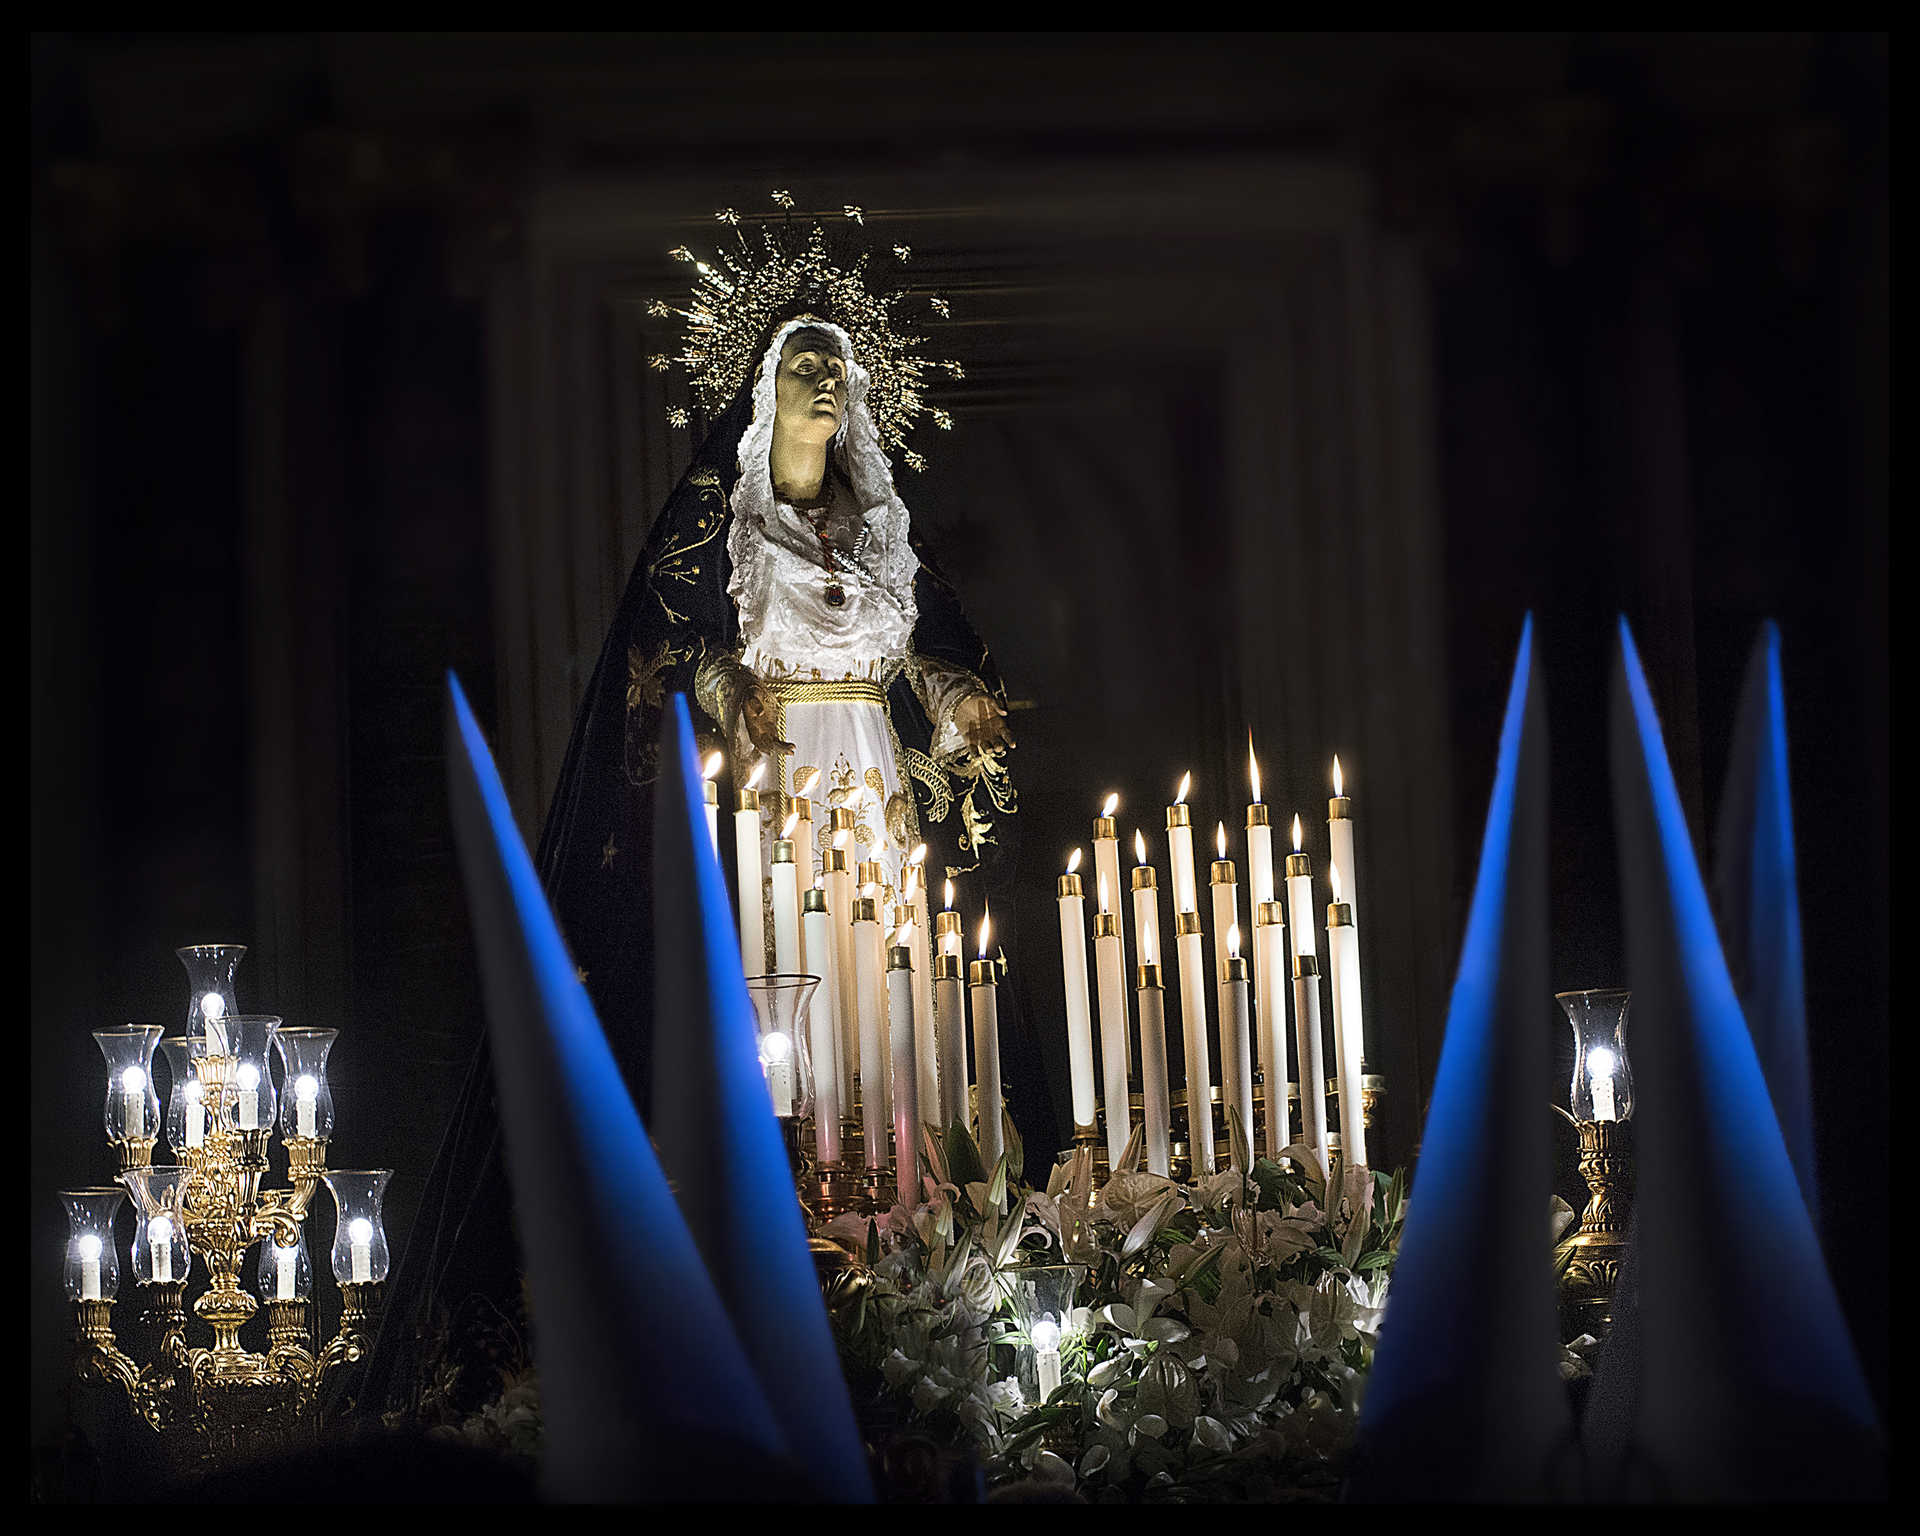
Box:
31;32;1888;1467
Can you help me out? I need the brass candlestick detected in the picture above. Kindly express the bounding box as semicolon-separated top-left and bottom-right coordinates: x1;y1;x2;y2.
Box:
1559;1114;1632;1335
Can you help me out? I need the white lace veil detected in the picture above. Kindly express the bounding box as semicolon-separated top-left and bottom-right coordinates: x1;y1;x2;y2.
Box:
727;318;920;669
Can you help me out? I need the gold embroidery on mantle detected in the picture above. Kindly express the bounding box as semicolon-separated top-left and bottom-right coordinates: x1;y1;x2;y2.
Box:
646;470;726;626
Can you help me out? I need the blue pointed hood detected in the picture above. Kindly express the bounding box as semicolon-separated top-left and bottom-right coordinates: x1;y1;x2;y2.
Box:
443;674;787;1499
1356;616;1574;1500
1601;620;1878;1498
1712;621;1817;1225
648;694;875;1503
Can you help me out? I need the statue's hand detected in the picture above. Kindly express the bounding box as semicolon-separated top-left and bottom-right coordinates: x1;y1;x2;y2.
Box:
741;681;797;756
954;693;1014;754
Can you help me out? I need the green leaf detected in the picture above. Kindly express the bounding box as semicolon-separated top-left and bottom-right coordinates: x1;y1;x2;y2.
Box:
945;1120;988;1191
1228;1105;1252;1185
920;1123;949;1188
1355;1248;1394;1271
986;1153;1008;1214
1003;1105;1025;1185
1115;1118;1145;1175
866;1217;881;1267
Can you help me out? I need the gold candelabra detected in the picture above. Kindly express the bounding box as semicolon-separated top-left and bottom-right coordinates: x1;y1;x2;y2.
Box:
1558;1114;1632;1333
63;969;391;1462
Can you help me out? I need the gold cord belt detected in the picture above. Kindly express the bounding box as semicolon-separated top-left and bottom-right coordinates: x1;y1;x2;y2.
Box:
762;677;888;708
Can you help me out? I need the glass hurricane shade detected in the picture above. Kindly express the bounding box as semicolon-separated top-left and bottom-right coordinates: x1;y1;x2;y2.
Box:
156;1036;197;1151
255;1226;314;1302
272;1028;338;1141
743;974;820;1122
122;1165;193;1284
1559;988;1634;1123
321;1169;392;1284
177;944;245;1054
197;1016;281;1131
93;1025;163;1144
61;1188;127;1301
995;1263;1089;1409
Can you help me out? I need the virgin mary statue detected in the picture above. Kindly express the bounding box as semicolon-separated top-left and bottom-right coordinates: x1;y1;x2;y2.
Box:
365;208;1019;1414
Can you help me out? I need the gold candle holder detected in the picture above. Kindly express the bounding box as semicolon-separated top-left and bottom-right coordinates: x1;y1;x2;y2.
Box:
1246;803;1271;831
1561;1117;1633;1334
263;1298;311;1352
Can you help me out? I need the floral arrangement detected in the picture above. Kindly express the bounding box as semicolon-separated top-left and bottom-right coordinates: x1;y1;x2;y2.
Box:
822;1116;1408;1502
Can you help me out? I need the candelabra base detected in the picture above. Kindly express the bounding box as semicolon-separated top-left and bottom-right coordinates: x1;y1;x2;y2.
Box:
812;1160;866;1222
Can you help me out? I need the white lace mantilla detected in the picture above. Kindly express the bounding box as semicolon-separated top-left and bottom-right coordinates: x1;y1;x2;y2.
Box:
728;318;920;681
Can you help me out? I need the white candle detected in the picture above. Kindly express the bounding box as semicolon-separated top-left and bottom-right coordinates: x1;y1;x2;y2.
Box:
274;1245;298;1301
825;832;858;1117
1247;737;1275;904
1129;833;1161;984
1326;868;1368;1168
859;862;892;1115
771;815;802;975
235;1062;260;1131
1285;816;1317;961
887;941;920;1204
1328;755;1358;924
77;1233;102;1301
1218;929;1254;1169
1166;776;1197;915
803;887;843;1163
1057;852;1097;1134
702;751;723;858
1032;1315;1063;1404
1092;795;1130;1074
1209;823;1239;975
1589;1046;1619;1123
1174;911;1215;1174
938;880;963;958
933;952;967;1133
762;1028;796;1118
853;896;888;1170
904;854;939;1131
1292;954;1329;1179
348;1217;373;1284
200;990;228;1058
120;1066;147;1141
1136;961;1172;1176
1253;901;1292;1159
148;1216;173;1284
734;766;766;975
1093;886;1131;1164
294;1074;318;1139
185;1082;205;1149
970;909;1004;1170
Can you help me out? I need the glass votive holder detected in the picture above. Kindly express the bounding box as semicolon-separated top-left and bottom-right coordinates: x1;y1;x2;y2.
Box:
123;1165;193;1286
321;1169;392;1284
176;942;245;1056
93;1025;162;1146
60;1188;127;1302
273;1027;338;1142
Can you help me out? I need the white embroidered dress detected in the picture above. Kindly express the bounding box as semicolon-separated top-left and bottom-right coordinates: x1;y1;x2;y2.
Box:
727;318;923;901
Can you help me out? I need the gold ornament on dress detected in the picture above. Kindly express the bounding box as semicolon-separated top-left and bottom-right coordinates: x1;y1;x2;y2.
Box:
648;190;962;468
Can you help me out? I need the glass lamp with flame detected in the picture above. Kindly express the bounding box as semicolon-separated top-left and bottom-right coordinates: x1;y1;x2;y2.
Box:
93;1026;162;1151
1559;989;1634;1123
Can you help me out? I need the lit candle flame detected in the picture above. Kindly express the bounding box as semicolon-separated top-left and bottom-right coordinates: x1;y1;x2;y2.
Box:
1134;829;1148;865
781;811;799;840
1098;872;1109;912
1175;772;1190;805
1249;731;1262;804
702;751;723;780
1066;847;1082;876
1331;864;1343;903
944;878;955;910
1101;791;1119;818
1141;926;1156;966
1292;814;1303;852
815;874;826;890
1333;754;1344;798
796;766;821;796
979;902;992;960
1228;922;1241;960
909;842;927;866
892;924;912;948
1216;822;1227;860
903;865;919;902
746;762;766;791
833;829;850;850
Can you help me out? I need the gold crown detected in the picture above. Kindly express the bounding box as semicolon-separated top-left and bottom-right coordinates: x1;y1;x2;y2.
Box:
647;190;962;470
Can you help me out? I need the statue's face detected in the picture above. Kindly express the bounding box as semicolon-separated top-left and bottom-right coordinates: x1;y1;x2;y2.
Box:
773;330;848;447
